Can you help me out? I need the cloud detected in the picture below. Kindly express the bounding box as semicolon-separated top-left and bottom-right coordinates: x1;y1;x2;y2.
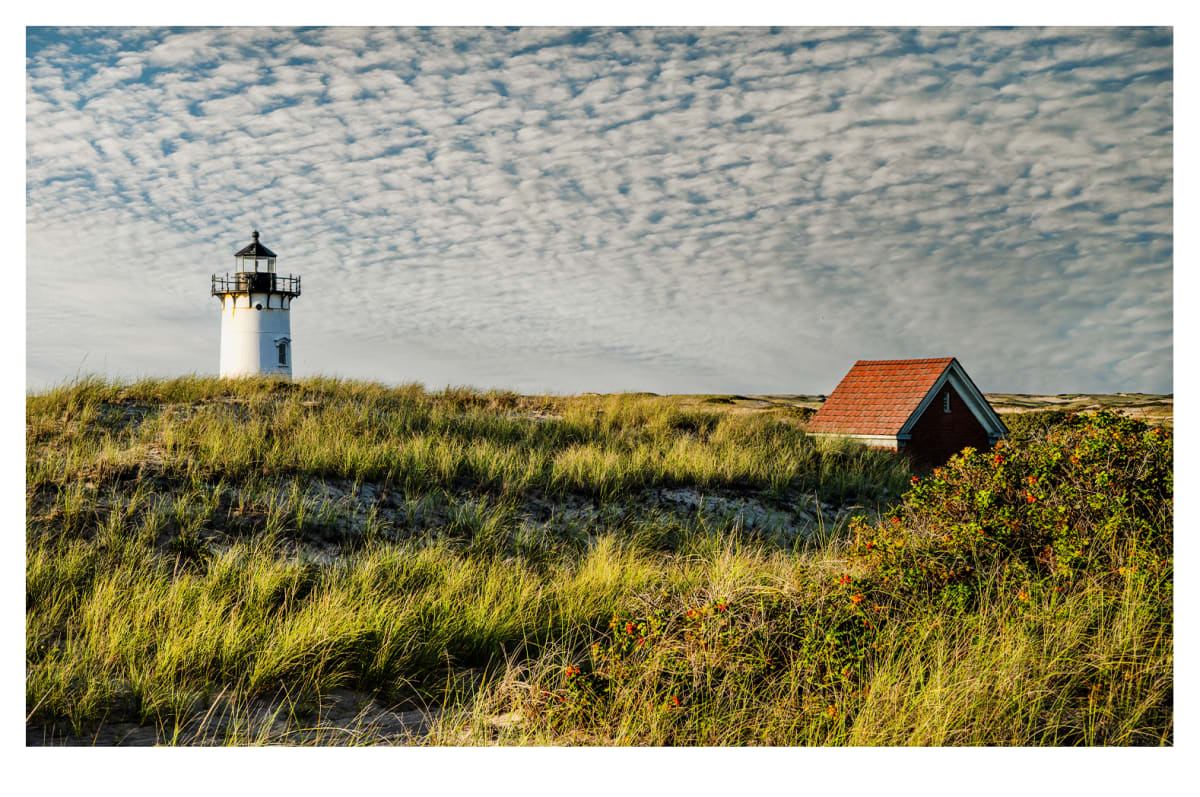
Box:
26;26;1172;394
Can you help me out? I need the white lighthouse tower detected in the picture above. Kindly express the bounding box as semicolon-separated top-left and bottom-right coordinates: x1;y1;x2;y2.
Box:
212;231;301;379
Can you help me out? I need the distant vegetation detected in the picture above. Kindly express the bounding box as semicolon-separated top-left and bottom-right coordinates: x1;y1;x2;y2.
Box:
26;377;1172;745
998;409;1073;443
987;393;1173;430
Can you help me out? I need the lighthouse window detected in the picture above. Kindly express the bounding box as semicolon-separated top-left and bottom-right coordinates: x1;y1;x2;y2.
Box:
278;342;287;365
255;303;263;310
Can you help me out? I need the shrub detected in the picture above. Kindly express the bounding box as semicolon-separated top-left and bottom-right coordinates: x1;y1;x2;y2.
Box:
851;411;1172;611
788;406;816;423
1001;409;1071;443
551;412;1173;742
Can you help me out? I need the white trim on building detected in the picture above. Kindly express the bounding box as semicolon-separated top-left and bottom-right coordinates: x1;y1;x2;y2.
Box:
897;360;1008;444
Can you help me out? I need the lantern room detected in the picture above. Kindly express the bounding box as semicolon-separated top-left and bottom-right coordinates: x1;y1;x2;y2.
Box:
235;230;277;273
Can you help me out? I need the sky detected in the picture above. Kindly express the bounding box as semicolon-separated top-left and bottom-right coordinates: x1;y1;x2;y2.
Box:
25;25;1173;395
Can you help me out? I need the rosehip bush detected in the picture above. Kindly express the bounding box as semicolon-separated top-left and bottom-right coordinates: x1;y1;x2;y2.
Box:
850;411;1172;610
1001;408;1071;443
562;412;1172;738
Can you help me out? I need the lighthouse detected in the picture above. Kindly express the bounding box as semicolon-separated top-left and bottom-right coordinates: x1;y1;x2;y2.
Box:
212;231;301;379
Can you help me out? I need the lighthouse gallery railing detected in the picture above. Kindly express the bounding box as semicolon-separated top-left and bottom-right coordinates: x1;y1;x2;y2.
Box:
212;273;302;297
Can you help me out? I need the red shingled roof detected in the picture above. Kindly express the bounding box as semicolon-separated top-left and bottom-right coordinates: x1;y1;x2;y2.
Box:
808;358;955;437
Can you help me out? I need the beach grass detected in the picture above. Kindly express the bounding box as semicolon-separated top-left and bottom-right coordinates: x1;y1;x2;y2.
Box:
26;376;1171;745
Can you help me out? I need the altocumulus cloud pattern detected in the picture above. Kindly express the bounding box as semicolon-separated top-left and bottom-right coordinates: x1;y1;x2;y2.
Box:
26;27;1172;394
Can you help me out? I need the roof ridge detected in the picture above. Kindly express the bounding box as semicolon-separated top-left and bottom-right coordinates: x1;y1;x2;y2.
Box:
854;357;955;365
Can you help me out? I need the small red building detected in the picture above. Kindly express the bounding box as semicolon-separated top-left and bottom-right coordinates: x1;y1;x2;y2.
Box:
807;357;1007;466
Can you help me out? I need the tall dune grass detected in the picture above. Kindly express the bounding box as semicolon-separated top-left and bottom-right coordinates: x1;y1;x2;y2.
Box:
26;375;909;504
26;377;1170;745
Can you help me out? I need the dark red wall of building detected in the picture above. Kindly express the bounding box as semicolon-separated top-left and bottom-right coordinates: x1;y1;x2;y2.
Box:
903;383;993;466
